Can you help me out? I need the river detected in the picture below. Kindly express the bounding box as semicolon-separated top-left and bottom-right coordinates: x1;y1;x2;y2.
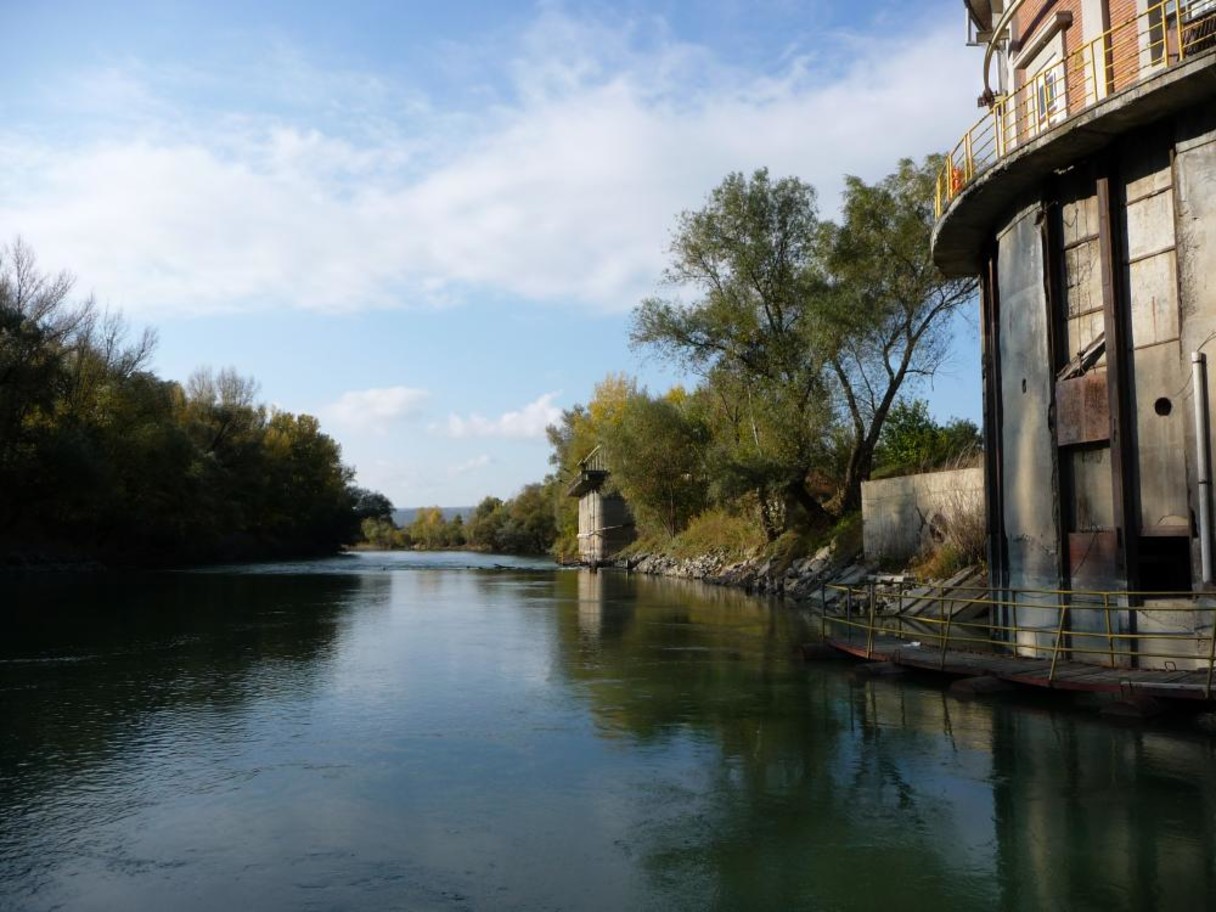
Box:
2;551;1215;911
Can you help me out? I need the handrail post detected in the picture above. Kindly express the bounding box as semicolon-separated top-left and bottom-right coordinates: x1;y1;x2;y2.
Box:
865;580;877;658
1013;590;1020;654
1049;600;1070;682
820;581;827;639
1176;0;1185;62
1104;593;1116;666
1206;599;1216;699
940;600;953;670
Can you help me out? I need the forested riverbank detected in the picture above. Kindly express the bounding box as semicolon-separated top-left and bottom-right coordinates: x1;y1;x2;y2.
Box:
4;156;979;574
0;241;388;570
349;159;984;578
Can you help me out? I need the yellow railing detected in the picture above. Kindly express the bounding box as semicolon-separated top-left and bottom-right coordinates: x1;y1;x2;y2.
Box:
819;579;1216;696
935;0;1216;218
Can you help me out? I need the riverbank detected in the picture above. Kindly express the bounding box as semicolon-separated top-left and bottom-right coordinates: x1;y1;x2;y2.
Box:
609;535;877;605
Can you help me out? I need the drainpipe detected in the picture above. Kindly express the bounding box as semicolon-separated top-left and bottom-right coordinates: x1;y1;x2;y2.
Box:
1193;352;1213;584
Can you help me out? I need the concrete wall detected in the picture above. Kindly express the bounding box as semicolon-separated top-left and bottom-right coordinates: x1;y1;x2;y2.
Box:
1177;104;1216;584
861;467;985;563
576;490;635;563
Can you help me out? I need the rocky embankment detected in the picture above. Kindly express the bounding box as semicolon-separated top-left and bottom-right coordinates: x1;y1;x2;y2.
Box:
613;540;870;604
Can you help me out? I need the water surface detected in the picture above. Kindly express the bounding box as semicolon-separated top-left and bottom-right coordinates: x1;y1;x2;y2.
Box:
3;552;1215;910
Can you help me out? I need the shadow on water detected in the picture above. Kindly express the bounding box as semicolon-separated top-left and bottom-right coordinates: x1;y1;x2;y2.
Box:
544;569;1216;912
0;571;368;801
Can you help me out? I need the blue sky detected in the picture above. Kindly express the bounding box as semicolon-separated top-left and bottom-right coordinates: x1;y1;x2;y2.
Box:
2;0;985;508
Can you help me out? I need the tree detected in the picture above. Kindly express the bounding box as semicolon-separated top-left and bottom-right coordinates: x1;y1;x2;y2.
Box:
824;157;979;510
876;398;981;474
351;488;395;524
0;240;364;565
631;169;835;535
0;239;92;528
361;516;398;549
409;507;449;549
498;483;558;555
603;390;708;537
466;496;507;551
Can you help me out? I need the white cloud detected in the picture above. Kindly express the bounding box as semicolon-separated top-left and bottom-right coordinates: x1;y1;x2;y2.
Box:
449;454;493;477
441;392;561;440
321;386;429;432
0;8;980;319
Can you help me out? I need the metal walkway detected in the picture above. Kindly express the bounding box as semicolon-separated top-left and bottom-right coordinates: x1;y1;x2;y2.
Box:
827;633;1216;701
818;578;1216;702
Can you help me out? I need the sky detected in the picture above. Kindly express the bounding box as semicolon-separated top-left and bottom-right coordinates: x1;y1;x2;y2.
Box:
1;0;986;508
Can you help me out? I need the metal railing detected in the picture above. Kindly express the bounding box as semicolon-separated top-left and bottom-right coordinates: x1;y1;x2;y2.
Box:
936;0;1216;218
820;578;1216;697
577;444;607;473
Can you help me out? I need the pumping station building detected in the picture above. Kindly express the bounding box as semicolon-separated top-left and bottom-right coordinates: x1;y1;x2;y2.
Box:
928;0;1216;669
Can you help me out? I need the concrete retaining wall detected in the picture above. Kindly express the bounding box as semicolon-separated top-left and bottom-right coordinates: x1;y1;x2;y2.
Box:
861;467;985;562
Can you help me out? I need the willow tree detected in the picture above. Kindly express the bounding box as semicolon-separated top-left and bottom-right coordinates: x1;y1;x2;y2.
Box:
825;157;978;511
631;169;836;534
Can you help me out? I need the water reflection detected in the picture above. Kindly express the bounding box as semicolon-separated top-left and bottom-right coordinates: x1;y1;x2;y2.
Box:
3;563;1216;910
552;570;1216;910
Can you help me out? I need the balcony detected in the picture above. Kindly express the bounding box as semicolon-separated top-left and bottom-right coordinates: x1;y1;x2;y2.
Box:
935;0;1216;222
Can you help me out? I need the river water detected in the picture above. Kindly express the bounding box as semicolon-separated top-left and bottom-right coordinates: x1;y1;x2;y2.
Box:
2;552;1215;911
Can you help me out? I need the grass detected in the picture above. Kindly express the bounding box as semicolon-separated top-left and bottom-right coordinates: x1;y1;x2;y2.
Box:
907;487;987;580
666;508;766;560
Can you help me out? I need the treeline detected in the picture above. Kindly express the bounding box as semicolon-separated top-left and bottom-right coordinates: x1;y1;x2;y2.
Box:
360;156;981;562
360;484;557;555
544;156;980;559
0;240;383;567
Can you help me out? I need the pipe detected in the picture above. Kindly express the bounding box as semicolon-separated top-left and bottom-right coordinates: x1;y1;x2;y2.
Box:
1193;352;1213;584
983;0;1030;96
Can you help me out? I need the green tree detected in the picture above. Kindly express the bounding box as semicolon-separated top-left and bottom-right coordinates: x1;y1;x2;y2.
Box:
467;496;507;551
361;516;398;549
497;483;558;555
447;514;467;547
409;507;449;549
631;169;835;535
877;398;981;474
352;488;395;524
603;390;708;537
824;157;979;510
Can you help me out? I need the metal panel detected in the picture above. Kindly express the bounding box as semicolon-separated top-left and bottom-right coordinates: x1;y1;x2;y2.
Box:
1133;341;1191;531
998;203;1061;594
1056;371;1111;445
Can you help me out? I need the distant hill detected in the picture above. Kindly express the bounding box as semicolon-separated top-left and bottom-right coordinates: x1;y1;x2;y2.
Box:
392;506;474;527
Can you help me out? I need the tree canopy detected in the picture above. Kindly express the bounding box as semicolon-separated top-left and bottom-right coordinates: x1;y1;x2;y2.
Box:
626;158;977;537
0;239;376;567
631;169;835;534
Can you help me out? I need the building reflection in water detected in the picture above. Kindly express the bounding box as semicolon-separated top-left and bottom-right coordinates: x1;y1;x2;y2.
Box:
851;677;1216;910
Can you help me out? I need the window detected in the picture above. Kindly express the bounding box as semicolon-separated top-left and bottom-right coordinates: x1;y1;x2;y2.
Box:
1017;24;1069;139
1037;67;1062;124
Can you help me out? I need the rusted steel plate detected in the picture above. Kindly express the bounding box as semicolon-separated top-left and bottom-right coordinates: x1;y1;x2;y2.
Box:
1056;371;1111;445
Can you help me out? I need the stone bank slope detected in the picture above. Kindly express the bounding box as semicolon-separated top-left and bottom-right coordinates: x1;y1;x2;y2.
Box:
615;541;874;605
